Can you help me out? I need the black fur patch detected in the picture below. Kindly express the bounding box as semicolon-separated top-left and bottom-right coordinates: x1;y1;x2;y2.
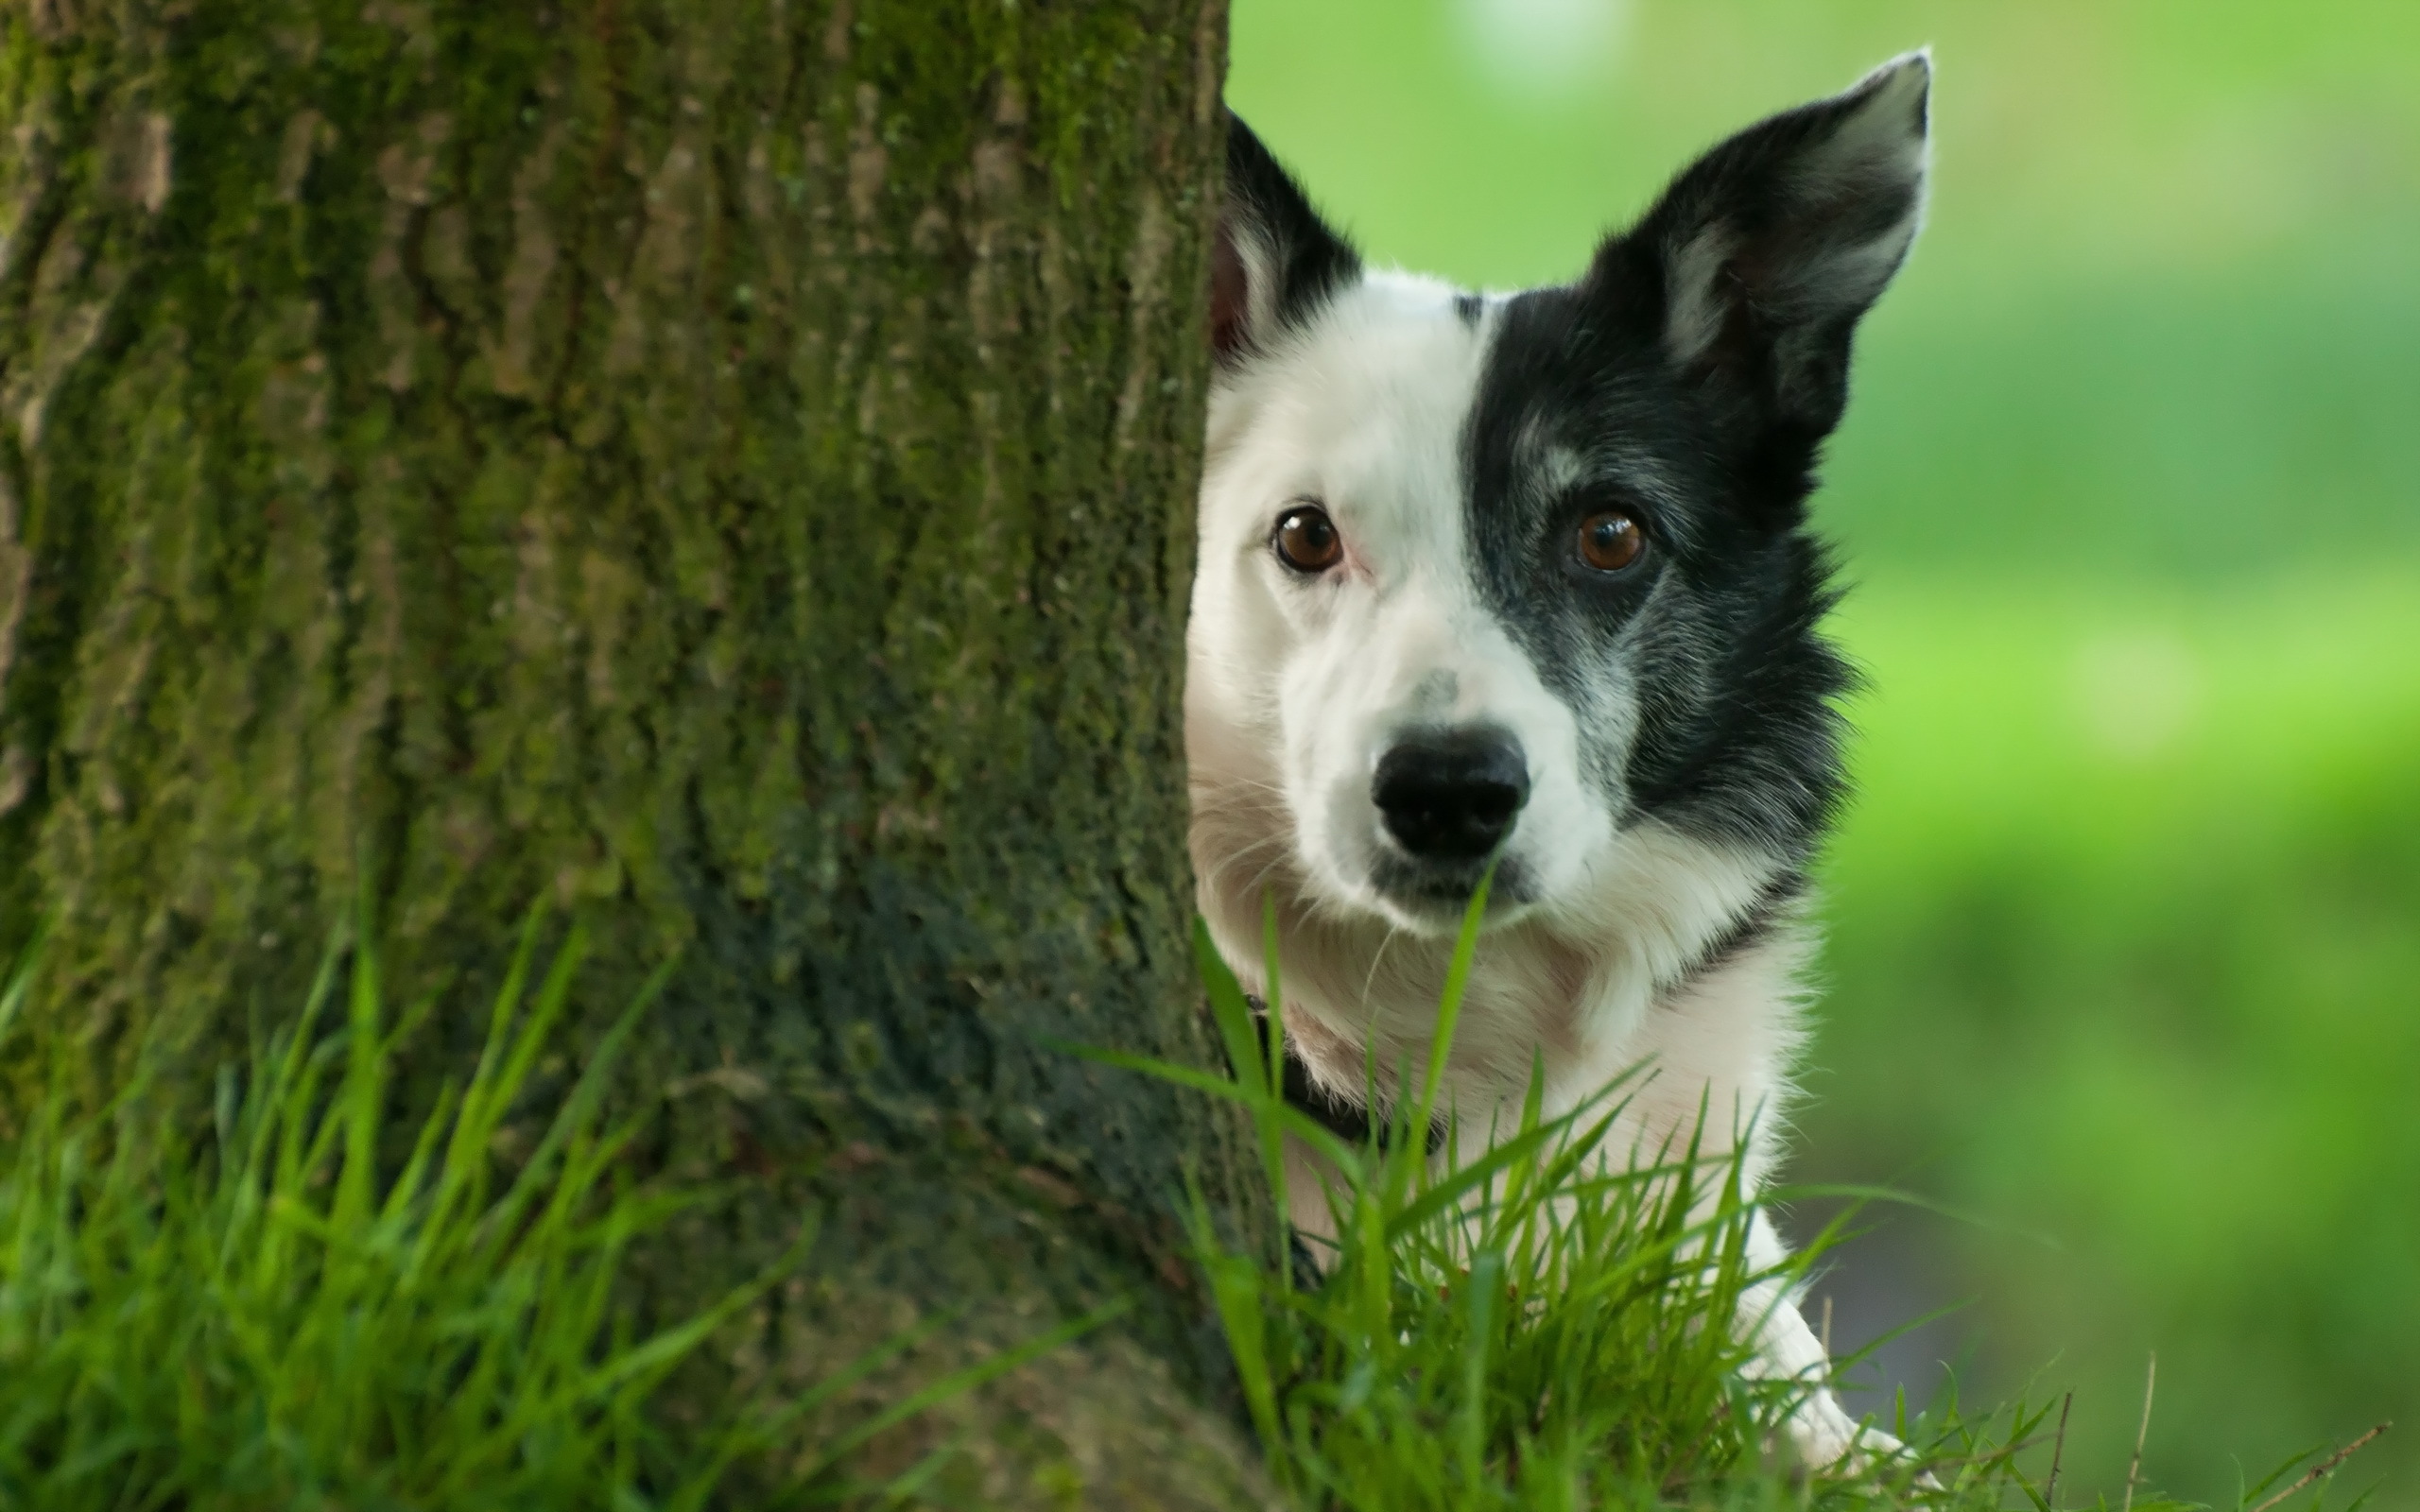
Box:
1215;115;1363;362
1456;70;1926;864
1249;999;1448;1155
1460;281;1856;862
1616;60;1928;444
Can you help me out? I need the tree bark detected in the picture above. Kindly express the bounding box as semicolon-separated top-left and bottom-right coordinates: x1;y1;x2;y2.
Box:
0;0;1261;1502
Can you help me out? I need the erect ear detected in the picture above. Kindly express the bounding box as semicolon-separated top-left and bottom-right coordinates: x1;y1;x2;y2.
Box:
1212;113;1361;368
1601;52;1930;441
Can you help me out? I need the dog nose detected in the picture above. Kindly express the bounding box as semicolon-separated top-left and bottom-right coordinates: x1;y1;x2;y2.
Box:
1373;728;1530;864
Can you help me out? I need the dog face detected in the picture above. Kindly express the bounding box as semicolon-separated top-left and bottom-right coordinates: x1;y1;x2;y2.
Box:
1189;58;1929;951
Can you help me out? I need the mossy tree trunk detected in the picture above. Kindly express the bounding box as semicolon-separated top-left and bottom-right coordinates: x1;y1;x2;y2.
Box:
0;0;1262;1501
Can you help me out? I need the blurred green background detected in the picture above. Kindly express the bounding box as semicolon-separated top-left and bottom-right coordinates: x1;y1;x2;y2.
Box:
1225;1;2420;1504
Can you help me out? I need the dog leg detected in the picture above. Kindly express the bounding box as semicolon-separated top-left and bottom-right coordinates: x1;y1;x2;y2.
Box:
1738;1212;1908;1471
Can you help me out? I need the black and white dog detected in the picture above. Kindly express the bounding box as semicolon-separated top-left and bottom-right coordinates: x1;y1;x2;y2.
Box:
1187;56;1932;1463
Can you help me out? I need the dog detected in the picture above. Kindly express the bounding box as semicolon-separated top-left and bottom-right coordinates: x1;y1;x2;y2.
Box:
1185;54;1933;1466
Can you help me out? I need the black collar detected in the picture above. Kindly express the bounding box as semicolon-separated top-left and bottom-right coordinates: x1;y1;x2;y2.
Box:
1245;996;1447;1155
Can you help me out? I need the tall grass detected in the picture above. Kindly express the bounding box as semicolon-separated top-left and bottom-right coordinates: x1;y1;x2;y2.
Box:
0;884;2386;1508
0;906;1086;1510
1084;885;2392;1511
1082;890;1989;1508
0;906;738;1508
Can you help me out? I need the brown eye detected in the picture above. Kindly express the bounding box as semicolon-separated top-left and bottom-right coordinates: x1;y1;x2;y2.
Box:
1274;505;1343;574
1576;510;1644;574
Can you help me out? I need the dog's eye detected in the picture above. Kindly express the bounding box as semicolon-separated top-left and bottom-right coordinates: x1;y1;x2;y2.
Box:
1273;506;1343;574
1576;510;1645;574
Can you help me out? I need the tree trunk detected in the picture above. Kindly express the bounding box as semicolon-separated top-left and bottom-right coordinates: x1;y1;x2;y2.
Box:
0;0;1262;1502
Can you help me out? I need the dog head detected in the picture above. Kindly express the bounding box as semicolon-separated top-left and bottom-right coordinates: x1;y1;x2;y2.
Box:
1189;56;1929;960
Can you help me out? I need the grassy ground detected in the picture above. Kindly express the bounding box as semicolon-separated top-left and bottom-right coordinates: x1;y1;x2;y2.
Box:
1101;914;2049;1512
0;914;1073;1510
14;890;2377;1510
0;913;738;1508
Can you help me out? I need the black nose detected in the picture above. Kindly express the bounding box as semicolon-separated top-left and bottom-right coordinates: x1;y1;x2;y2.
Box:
1373;728;1530;864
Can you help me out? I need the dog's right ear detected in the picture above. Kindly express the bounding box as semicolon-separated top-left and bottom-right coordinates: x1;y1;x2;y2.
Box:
1596;53;1930;449
1212;114;1361;368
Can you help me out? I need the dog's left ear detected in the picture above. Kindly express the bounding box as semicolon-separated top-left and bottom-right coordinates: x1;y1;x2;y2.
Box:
1212;113;1362;368
1598;52;1930;444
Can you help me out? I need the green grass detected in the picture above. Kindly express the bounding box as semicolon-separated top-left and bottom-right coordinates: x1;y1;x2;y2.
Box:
1087;892;2309;1512
0;906;1080;1510
1;878;2394;1509
0;907;737;1508
1170;906;1984;1510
